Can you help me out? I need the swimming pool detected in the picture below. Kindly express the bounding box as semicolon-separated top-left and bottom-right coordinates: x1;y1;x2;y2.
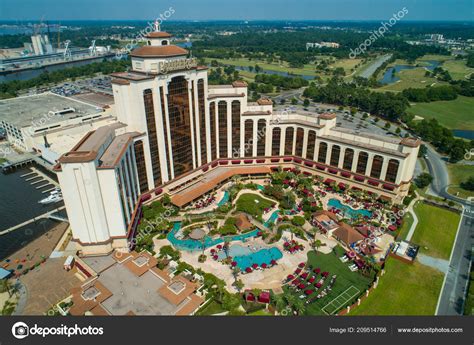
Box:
167;222;259;251
327;198;372;219
218;244;283;270
263;210;280;227
217;191;230;207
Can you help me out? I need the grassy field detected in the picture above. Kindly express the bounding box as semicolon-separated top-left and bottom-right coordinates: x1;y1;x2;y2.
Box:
281;247;373;315
410;203;460;260
349;258;444;315
396;211;414;241
407;96;474;130
195;300;226;315
442;59;474;80
447;164;474;199
235;193;274;218
377;68;444;92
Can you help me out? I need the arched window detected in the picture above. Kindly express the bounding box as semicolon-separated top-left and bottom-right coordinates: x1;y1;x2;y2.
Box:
284;127;294;155
318;142;328;163
209;102;217;160
272;128;281;156
218;101;228;158
257;119;266;156
343;148;354;170
295;128;305;157
143;89;161;186
231;100;241;156
370;155;384;179
356;151;368;174
385;159;399;183
330;145;341;167
305;130;316;160
244;119;253;157
162;40;168;45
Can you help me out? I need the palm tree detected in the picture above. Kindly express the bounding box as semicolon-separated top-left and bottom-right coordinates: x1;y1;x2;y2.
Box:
272;294;286;313
234;279;244;293
312;239;322;254
0;280;11;297
293;298;306;315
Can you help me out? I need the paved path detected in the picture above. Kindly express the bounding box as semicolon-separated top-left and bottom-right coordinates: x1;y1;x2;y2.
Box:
417;254;449;273
405;196;420;242
0;206;66;235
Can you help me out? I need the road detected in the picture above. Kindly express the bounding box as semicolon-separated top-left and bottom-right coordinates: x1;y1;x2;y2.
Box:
424;144;473;315
358;54;392;79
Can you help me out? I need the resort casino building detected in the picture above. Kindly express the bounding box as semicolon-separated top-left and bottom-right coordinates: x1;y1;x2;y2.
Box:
55;25;420;255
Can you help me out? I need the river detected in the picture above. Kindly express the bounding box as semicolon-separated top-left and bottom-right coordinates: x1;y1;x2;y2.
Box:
380;60;440;84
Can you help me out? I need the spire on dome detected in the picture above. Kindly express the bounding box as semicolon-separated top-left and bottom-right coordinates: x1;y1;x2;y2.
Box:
154;20;161;32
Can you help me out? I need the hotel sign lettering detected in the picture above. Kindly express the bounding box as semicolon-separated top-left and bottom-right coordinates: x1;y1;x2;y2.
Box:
158;58;198;74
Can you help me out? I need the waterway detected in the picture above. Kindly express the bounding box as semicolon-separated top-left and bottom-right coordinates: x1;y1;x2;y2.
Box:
0;168;66;259
452;130;474;140
380;60;440;85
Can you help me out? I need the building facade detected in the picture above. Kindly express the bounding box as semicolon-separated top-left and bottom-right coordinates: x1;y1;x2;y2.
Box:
57;26;420;255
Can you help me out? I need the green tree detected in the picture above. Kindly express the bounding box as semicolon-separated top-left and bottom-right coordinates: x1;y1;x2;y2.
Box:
303;98;310;107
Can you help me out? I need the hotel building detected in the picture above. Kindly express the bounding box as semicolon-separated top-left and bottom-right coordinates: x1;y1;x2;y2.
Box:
56;25;420;255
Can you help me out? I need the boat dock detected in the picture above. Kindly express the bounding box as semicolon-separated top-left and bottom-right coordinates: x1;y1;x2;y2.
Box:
0;206;67;236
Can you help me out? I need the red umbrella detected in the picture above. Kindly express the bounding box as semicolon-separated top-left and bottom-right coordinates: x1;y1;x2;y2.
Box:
261;263;267;268
245;267;252;273
304;289;313;295
295;268;302;274
298;283;305;289
270;260;277;265
284;242;290;247
210;248;216;253
301;272;308;279
309;277;316;283
298;262;305;268
257;231;263;236
322;271;329;277
213;255;218;260
292;279;300;285
315;282;322;288
287;274;295;280
231;261;237;267
217;245;222;249
313;268;320;274
252;263;258;269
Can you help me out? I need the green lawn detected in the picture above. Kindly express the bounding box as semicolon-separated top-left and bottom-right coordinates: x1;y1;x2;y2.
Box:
396;211;414;241
195;300;226;315
411;203;460;260
281;247;374;315
442;59;474;80
235;193;274;218
349;258;444;315
407;96;474;130
377;68;444;92
248;309;273;316
447;164;474;199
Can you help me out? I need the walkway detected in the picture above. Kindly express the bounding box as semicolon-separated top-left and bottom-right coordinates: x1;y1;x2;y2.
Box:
405;194;420;242
0;206;66;235
417;254;449;274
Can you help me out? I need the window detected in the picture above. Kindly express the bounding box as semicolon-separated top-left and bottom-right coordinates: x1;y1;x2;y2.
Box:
295;128;304;157
167;76;192;177
343;148;354;170
197;80;207;165
133;140;149;193
284;127;294;155
143;89;161;186
244;119;253;157
385;159;399;183
356;151;369;174
218;101;228;158
272;127;281;156
318;142;328;163
330;145;341;167
231;100;241;157
305;130;316;160
209;102;217;160
370;155;383;179
257;119;266;156
159;86;171;180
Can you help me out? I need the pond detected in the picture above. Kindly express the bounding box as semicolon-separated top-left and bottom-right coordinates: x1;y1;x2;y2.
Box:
452;129;474;140
217;244;283;270
380;60;440;85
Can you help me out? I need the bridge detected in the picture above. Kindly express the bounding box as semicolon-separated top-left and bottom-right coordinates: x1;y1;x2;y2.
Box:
0;206;66;236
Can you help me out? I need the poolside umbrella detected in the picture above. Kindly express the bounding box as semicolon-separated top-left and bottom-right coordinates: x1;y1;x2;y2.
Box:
298;283;305;289
213;255;218;260
301;272;308;279
261;263;267;268
217;245;222;249
322;271;329;277
309;277;316;283
305;289;314;295
292;279;300;285
252;263;258;269
313;268;320;274
287;274;295;281
210;248;216;253
295;268;302;274
245;267;252;273
270;260;277;266
284;242;290;247
315;283;322;288
298;262;305;268
257;231;263;236
231;261;237;267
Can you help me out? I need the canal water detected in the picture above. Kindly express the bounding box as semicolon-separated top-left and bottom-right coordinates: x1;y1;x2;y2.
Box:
452;130;474;140
0;168;66;259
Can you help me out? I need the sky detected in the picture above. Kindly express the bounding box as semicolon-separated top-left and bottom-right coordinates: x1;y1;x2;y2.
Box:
0;0;472;21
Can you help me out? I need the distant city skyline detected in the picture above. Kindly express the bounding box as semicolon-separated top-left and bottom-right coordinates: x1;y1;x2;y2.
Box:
0;0;472;21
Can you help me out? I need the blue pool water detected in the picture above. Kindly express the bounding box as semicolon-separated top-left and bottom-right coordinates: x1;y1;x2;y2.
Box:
327;198;372;219
167;222;259;251
218;244;283;270
217;191;230;207
264;210;280;227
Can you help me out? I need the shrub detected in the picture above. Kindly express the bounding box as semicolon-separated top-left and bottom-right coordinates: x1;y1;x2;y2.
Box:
291;216;305;227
